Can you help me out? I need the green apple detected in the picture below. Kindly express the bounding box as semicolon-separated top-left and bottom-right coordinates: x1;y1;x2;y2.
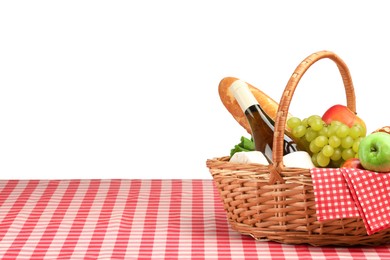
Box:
358;132;390;172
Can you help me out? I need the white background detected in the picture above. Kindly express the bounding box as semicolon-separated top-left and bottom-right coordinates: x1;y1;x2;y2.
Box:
1;1;389;179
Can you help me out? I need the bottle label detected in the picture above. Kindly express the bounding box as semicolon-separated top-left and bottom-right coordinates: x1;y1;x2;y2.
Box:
284;140;298;154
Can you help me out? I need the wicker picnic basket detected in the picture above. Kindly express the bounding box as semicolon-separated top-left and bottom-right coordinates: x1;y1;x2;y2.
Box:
206;50;390;246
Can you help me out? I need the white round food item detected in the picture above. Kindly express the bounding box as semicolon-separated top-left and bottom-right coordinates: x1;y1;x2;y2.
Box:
229;151;269;165
283;151;315;168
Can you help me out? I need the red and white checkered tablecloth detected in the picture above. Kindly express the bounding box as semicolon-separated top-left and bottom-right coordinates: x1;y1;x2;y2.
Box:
1;179;390;259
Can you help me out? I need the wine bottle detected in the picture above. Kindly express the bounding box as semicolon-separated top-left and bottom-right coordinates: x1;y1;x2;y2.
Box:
230;80;297;163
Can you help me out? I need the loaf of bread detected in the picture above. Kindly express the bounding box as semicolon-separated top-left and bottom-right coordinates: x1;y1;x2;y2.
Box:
373;126;390;134
218;77;287;134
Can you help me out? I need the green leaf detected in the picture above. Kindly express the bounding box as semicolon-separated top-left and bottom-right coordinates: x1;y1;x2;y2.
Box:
240;136;255;151
230;136;255;157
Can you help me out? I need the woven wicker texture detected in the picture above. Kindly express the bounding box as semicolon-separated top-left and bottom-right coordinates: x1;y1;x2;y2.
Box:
207;51;390;246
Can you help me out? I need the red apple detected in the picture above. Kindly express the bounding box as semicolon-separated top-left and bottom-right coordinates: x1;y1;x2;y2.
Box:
341;158;364;169
322;104;367;135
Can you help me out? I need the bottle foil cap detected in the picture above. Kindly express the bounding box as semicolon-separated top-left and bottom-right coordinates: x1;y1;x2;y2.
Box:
230;80;258;111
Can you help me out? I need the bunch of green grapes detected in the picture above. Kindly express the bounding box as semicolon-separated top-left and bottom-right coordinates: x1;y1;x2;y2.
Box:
287;115;366;168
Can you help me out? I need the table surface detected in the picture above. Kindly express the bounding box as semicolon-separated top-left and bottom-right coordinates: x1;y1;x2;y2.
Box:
1;179;390;260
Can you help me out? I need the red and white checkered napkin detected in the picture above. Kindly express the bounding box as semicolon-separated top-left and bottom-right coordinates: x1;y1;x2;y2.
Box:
311;168;390;235
310;168;360;221
340;168;390;235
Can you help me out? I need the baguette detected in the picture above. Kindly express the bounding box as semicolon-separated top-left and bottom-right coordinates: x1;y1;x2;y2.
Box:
373;126;390;134
218;77;290;134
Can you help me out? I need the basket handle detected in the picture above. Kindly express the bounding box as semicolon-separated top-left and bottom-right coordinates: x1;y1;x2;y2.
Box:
269;50;356;184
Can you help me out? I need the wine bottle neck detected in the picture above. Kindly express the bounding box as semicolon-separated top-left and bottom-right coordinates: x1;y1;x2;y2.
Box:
230;80;259;112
